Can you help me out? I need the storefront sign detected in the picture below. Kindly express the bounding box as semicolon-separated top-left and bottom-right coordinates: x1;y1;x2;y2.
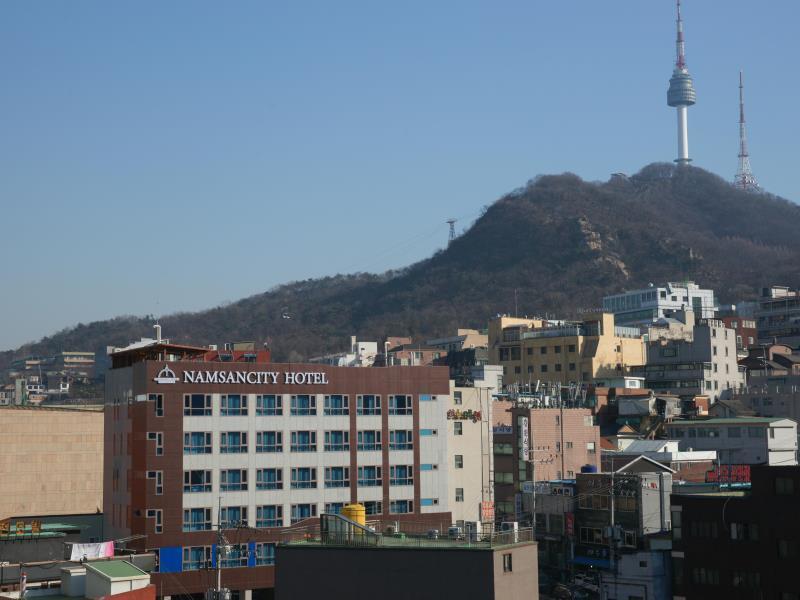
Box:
705;464;751;483
446;409;482;422
519;416;529;460
493;425;513;435
481;501;495;522
154;364;329;385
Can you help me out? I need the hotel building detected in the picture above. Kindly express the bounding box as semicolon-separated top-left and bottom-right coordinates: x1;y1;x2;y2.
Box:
104;339;491;599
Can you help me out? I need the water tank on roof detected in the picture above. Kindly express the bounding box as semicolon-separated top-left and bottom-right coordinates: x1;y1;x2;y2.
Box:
581;464;598;473
341;503;366;527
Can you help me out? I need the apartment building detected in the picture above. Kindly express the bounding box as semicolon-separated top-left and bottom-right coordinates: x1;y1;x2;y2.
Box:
755;285;800;346
104;338;476;598
488;313;645;386
602;281;717;326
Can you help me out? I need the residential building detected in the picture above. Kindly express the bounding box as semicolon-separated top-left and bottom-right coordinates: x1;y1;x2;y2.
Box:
308;336;378;367
665;417;798;466
104;337;474;598
671;465;800;600
488;312;645;386
631;316;745;402
426;328;489;353
380;342;444;366
755;285;800;346
274;513;538;600
601;440;716;483
738;344;800;378
0;405;103;519
529;480;576;583
602;281;717;326
574;468;673;600
719;316;757;356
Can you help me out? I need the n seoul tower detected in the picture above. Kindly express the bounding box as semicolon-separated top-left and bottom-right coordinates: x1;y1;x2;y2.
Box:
666;0;697;164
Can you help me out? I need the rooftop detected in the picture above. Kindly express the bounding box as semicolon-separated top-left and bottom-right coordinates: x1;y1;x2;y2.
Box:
668;417;787;425
85;560;148;580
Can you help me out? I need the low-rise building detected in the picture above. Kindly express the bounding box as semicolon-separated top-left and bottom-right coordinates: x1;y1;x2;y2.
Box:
603;281;717;326
671;465;800;600
602;440;716;483
665;417;798;466
427;328;488;353
489;313;645;386
308;336;378;367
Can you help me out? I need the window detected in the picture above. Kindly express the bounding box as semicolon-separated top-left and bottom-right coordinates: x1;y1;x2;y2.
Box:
184;432;212;454
256;431;282;453
778;539;800;559
728;427;741;438
586;442;595;454
730;522;758;541
324;430;350;451
183;508;212;532
147;470;163;495
495;472;513;484
290;430;317;452
454;421;463;436
256;394;282;416
183;546;211;571
389;395;413;415
731;571;761;588
540;347;547;355
579;527;604;544
357;395;381;415
324;467;350;488
390;465;414;486
622;530;636;547
220;469;248;492
455;488;464;502
184;470;212;493
256;468;282;490
390;500;413;514
290;504;318;524
357;430;381;451
503;553;513;573
255;543;276;566
389;430;413;450
146;509;163;534
776;477;795;495
220;431;248;453
221;394;247;416
184;394;211;416
454;391;462;405
324;394;349;415
220;544;248;568
147;432;163;456
291;467;317;489
357;466;382;487
568;344;576;353
569;363;576;371
220;506;248;528
256;505;283;528
363;501;382;515
455;455;464;469
150;393;164;417
291;394;316;416
541;365;548;373
617;496;636;512
748;427;765;438
325;502;345;514
494;443;513;455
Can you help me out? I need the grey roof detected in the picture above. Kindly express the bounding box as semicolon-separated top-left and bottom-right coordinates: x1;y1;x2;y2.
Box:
620;440;671;454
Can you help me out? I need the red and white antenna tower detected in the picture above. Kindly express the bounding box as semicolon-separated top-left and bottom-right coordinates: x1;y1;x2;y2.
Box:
734;70;760;192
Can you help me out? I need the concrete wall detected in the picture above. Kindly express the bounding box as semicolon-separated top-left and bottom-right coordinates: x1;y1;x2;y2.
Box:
0;407;103;520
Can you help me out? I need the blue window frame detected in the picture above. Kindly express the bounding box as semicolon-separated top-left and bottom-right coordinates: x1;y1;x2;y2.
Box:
390;465;414;486
290;504;318;524
256;505;282;528
256;468;282;490
356;394;380;415
324;467;350;488
357;466;382;487
256;431;282;453
290;467;317;489
324;430;350;451
389;394;413;415
220;506;248;528
389;430;413;450
182;546;211;571
390;500;413;514
183;470;212;493
255;542;276;566
290;394;316;416
221;394;247;416
256;394;282;416
220;469;248;492
325;502;345;514
183;432;212;454
324;394;349;415
220;431;248;453
220;544;248;568
183;508;211;532
184;394;211;416
290;431;316;452
357;430;381;451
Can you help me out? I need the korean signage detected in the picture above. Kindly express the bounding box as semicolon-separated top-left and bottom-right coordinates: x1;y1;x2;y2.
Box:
565;513;574;537
705;464;751;484
154;364;330;385
481;501;495;522
518;416;529;460
447;409;482;422
493;425;513;435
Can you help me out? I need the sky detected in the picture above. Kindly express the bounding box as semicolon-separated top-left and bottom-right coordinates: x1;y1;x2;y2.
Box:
1;0;798;350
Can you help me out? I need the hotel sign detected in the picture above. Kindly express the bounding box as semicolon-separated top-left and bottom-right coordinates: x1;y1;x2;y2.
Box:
154;365;330;385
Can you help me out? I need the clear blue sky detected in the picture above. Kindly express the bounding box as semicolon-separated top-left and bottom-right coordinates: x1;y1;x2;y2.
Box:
1;1;798;351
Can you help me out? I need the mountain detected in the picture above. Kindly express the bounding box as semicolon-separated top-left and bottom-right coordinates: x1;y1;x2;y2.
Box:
3;163;799;367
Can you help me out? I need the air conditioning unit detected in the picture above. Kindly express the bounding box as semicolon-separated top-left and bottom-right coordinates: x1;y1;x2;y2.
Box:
448;526;463;539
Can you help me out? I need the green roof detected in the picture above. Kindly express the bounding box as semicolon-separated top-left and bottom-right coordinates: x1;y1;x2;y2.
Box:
86;560;147;579
669;417;788;425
